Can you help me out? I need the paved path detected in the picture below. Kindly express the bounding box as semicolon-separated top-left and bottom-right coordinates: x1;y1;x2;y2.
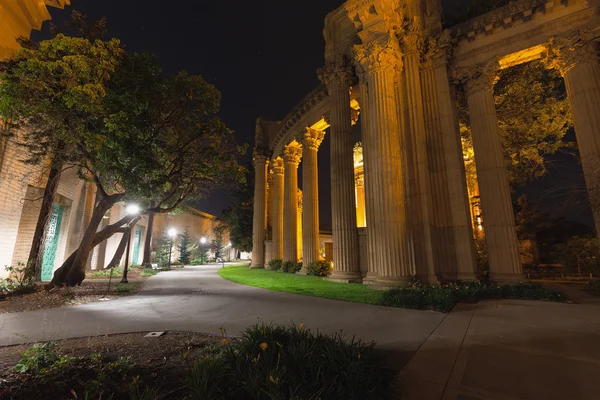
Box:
2;265;600;400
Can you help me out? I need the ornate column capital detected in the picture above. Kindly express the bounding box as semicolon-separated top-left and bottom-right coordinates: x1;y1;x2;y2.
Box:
318;57;356;90
452;60;499;95
303;128;325;151
253;151;269;166
354;34;403;76
421;30;452;70
355;173;365;188
271;157;284;175
544;30;600;76
283;141;303;165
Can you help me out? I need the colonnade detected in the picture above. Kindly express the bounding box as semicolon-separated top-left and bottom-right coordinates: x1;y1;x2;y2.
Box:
251;26;600;287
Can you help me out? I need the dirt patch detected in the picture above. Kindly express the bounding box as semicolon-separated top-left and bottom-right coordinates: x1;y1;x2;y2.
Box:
0;281;142;314
0;332;225;400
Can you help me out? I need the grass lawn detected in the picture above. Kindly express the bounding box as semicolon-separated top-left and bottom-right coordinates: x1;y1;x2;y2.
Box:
219;265;383;305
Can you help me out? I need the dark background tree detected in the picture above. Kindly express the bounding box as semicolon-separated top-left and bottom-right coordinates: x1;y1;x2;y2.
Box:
218;162;254;253
178;227;193;265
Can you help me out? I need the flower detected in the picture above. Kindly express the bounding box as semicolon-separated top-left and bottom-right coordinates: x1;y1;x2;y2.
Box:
221;338;229;345
269;375;280;384
299;323;305;329
260;342;268;351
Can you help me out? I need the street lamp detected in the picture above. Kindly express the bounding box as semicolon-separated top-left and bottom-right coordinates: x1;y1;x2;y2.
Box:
200;237;207;265
168;228;177;269
121;204;141;283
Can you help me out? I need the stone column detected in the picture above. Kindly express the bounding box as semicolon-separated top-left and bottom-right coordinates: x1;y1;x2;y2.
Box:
319;59;361;282
282;142;302;262
464;62;524;282
355;175;366;228
271;157;285;261
251;153;268;268
546;32;600;238
302;128;324;270
423;43;477;281
267;169;274;240
354;34;413;286
403;33;438;285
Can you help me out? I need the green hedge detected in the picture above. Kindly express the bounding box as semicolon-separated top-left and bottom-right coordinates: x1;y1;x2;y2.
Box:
268;259;282;271
281;261;302;273
307;260;333;276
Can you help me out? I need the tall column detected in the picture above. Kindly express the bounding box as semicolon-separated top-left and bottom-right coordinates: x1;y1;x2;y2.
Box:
271;157;284;261
354;34;413;286
464;62;523;282
423;44;477;281
546;31;600;238
282;142;302;262
251;153;268;268
355;175;366;228
267;169;274;240
302;128;324;270
319;58;361;282
403;33;438;285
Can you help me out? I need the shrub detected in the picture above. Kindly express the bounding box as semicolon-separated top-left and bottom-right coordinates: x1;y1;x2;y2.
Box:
190;258;203;265
268;259;282;271
13;343;78;375
307;260;333;276
92;267;124;278
141;269;158;277
188;323;393;400
1;264;35;295
281;261;302;273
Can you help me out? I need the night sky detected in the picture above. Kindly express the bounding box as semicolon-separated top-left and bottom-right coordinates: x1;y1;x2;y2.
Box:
34;0;593;230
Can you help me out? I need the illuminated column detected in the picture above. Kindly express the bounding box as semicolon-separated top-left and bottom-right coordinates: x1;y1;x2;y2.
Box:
355;34;413;286
302;128;325;270
422;43;477;281
251;153;268;268
271;158;285;261
546;32;600;239
464;61;523;282
319;59;361;282
354;143;366;228
282;142;302;262
267;169;274;239
297;189;303;261
402;33;438;284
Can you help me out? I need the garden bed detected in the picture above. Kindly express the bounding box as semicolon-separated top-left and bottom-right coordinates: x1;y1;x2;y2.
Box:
0;281;141;314
219;266;568;313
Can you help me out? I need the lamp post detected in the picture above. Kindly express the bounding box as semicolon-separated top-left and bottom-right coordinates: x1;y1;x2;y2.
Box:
168;228;177;269
121;204;140;283
200;237;207;265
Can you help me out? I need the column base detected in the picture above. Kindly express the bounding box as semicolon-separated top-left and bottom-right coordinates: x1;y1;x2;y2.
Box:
489;272;528;284
370;275;413;289
438;272;478;283
327;271;363;284
362;272;378;285
250;264;265;269
420;274;440;286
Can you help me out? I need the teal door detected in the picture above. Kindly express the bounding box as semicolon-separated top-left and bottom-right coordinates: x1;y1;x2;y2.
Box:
132;228;143;265
41;204;64;282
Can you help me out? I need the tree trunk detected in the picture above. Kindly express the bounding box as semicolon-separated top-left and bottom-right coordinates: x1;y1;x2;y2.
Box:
106;232;128;269
142;207;155;266
26;158;63;280
51;193;125;286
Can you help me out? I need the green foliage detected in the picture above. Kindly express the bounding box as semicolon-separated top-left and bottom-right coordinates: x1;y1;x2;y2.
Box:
178;227;194;265
553;236;600;276
459;61;574;190
1;264;35;295
281;261;302;274
268;259;282;271
307;260;333;277
187;323;393;400
380;282;568;313
92;267;123;278
13;343;78;375
114;283;137;293
212;226;226;260
218;162;254;253
154;232;172;268
190;258;204;265
140;268;158;277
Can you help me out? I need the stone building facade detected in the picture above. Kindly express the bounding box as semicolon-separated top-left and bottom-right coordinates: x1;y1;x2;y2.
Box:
252;0;600;286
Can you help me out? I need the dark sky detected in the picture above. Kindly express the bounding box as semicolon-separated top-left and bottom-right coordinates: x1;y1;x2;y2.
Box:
35;0;593;230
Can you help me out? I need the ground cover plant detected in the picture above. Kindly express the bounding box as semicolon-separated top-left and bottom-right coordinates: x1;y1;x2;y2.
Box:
1;326;395;400
219;265;568;312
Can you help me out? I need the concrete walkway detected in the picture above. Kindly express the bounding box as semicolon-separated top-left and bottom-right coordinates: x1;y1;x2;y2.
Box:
2;265;599;399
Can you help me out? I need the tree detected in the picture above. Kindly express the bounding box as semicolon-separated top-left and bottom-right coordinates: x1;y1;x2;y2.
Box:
154;232;172;269
178;227;193;265
459;60;574;190
1;35;244;286
218;162;253;253
554;236;600;276
212;225;226;261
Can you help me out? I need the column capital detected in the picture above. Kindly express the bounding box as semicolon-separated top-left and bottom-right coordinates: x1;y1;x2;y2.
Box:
421;30;452;70
544;30;600;76
354;34;403;76
318;57;355;90
303;128;325;151
253;151;269;165
271;157;284;175
283;141;303;165
452;60;499;95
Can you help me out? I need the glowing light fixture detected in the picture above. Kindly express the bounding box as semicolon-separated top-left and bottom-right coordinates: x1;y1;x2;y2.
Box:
168;228;177;237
